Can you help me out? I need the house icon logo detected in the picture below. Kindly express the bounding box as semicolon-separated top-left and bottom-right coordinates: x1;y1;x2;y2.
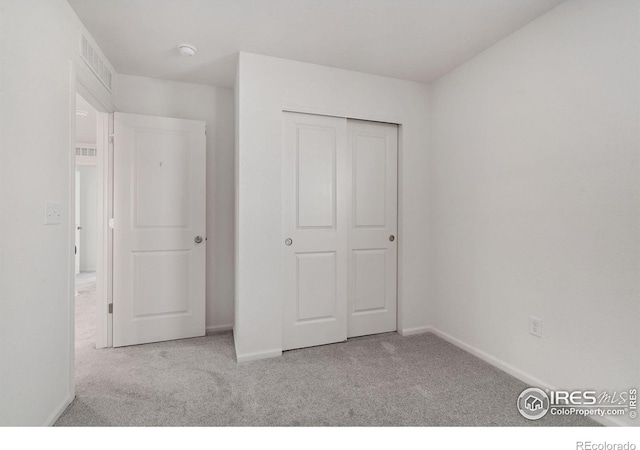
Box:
517;388;550;420
525;395;543;411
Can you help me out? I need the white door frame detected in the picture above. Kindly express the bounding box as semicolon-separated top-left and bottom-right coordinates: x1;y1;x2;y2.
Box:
68;59;116;404
281;105;404;336
75;169;81;275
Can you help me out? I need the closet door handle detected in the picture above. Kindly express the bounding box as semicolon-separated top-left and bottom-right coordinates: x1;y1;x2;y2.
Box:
389;235;395;242
285;238;293;246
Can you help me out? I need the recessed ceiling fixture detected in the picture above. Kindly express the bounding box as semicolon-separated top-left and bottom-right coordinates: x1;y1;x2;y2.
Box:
75;110;88;117
177;43;197;57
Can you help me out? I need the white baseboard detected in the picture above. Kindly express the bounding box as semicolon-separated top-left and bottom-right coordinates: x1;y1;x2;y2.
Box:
236;348;282;363
206;324;233;334
399;325;432;336
429;327;551;388
428;327;625;427
45;393;74;426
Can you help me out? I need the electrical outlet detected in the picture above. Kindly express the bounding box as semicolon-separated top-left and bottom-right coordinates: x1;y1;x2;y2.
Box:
529;316;542;338
44;202;62;225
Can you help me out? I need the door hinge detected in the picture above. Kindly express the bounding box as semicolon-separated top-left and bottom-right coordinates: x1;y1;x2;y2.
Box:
109;133;114;144
108;303;113;314
108;218;114;229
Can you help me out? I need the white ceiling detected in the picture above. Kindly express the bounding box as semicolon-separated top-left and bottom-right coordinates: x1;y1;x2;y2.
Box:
75;93;97;145
68;0;564;88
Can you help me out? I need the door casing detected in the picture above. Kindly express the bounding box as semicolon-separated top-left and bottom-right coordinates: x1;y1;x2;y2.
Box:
75;169;81;275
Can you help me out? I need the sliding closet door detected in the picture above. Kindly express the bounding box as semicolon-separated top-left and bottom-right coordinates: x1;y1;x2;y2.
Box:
282;112;349;351
347;120;398;338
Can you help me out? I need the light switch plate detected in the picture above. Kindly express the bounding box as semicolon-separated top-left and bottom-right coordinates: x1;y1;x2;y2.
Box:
44;202;62;225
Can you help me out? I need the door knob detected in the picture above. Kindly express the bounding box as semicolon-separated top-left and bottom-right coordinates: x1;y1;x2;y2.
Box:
76;226;82;230
389;235;395;242
285;238;293;246
195;236;203;244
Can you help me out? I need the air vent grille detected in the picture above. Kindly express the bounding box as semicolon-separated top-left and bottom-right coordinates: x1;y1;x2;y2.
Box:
80;34;112;92
76;147;97;158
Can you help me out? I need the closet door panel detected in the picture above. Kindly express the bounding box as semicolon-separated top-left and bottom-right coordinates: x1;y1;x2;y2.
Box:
282;112;349;351
347;120;398;338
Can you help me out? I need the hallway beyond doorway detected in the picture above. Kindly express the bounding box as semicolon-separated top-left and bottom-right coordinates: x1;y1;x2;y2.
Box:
75;271;96;350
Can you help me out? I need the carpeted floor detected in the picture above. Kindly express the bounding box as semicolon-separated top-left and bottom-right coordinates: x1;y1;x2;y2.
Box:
56;278;596;427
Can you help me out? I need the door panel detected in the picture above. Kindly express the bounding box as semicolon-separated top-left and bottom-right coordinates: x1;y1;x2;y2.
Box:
113;112;206;347
296;252;337;321
133;131;189;228
132;250;190;317
282;112;348;351
353;134;388;227
296;126;336;228
347;120;398;338
352;249;387;313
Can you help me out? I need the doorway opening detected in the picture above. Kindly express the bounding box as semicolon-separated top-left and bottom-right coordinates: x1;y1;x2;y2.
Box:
74;92;100;352
72;87;112;359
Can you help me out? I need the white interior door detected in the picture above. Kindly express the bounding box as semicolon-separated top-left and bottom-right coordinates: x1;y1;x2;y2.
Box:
282;112;349;351
75;169;81;275
347;120;398;337
113;112;206;347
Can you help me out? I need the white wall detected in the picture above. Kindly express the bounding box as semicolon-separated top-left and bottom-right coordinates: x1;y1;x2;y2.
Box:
78;166;98;271
114;75;235;331
75;93;97;144
235;52;431;361
428;0;639;425
0;0;113;425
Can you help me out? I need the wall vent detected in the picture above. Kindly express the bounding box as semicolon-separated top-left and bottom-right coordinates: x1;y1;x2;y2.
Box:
76;147;97;158
80;34;113;92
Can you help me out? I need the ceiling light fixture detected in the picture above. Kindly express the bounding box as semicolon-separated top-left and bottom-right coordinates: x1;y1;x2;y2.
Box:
177;43;197;57
75;110;88;117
